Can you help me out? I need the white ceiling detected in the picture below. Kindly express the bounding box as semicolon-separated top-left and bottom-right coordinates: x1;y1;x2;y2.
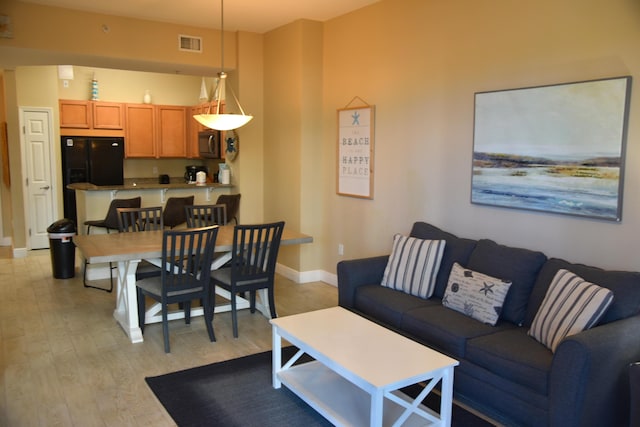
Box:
19;0;381;34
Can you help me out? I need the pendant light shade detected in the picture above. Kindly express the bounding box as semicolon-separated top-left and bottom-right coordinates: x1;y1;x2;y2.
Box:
193;0;253;131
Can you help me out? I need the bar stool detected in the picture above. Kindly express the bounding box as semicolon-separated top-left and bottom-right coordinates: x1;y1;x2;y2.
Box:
83;197;141;292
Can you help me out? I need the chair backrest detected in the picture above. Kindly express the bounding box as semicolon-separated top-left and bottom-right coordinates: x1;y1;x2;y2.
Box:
185;204;227;228
103;197;142;230
230;221;285;284
117;206;164;232
160;226;219;294
163;196;195;228
215;194;241;224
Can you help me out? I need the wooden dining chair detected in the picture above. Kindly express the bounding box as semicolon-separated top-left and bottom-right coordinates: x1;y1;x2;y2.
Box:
185;204;227;228
117;206;164;232
83;196;142;292
117;206;164;280
136;226;219;353
210;221;285;338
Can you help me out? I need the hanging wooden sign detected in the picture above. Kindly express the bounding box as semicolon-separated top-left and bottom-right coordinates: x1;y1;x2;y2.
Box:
337;101;375;199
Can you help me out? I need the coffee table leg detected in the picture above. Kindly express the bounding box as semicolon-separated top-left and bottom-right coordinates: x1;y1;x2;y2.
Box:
272;325;282;389
370;390;383;427
440;367;454;427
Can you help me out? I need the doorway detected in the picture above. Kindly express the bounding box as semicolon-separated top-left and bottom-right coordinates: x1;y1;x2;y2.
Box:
20;107;57;249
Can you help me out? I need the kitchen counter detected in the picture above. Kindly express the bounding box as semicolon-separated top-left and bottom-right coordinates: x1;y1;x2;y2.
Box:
67;178;232;191
70;178;236;238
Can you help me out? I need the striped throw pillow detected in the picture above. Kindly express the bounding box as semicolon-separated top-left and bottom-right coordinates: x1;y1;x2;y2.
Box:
528;269;614;352
381;234;445;299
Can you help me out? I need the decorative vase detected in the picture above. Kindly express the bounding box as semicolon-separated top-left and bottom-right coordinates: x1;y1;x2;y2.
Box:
143;90;151;104
91;78;99;101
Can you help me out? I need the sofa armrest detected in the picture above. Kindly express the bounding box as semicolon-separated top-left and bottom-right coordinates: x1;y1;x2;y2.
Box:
631;361;640;426
549;314;640;427
337;255;389;309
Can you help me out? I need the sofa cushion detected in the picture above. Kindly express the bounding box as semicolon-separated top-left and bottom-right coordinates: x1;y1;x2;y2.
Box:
409;222;478;298
443;263;512;326
401;305;516;358
467;239;547;326
525;258;640;327
466;328;553;395
528;269;613;352
354;285;438;328
381;234;445;299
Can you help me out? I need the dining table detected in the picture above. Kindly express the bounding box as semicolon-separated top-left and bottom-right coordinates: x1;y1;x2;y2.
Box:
73;224;313;343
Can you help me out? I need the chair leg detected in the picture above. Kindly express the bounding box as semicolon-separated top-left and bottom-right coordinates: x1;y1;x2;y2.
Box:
231;288;239;338
184;301;191;325
162;302;170;353
204;291;216;342
268;286;277;319
250;290;256;313
83;260;114;293
137;288;146;334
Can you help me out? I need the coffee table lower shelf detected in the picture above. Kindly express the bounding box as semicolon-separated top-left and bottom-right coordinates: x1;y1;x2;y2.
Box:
278;360;442;427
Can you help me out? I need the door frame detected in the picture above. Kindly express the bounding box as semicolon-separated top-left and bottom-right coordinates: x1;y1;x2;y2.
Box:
19;106;59;250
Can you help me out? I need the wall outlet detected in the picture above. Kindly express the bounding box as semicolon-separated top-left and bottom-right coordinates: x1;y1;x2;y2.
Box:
152;166;158;175
338;243;344;256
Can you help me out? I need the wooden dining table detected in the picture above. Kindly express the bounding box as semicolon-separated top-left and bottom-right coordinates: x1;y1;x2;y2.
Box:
73;225;313;343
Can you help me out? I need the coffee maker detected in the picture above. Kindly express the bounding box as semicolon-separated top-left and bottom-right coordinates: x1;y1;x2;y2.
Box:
184;165;208;183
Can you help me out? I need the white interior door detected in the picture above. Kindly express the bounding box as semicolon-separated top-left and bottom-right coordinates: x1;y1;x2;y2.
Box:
21;108;56;249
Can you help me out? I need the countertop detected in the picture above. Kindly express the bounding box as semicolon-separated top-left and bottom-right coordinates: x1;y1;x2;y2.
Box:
67;178;233;191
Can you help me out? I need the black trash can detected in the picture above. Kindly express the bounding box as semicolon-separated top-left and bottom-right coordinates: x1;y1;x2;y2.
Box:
47;218;77;279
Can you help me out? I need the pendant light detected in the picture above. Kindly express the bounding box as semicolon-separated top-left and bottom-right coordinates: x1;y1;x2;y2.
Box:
193;0;253;131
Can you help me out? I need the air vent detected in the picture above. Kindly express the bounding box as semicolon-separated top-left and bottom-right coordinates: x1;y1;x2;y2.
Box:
178;35;202;53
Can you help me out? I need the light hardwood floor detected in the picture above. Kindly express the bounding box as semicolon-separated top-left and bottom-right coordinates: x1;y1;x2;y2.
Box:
0;249;338;426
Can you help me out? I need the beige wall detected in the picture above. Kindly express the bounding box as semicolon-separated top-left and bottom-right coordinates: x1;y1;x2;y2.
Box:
2;0;640;277
320;0;640;273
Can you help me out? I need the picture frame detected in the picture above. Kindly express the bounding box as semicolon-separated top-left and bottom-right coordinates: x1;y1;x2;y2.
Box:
337;105;375;199
471;76;632;221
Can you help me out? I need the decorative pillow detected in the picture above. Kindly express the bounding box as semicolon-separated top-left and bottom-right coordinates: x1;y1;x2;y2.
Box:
442;263;512;326
528;269;614;352
381;234;445;299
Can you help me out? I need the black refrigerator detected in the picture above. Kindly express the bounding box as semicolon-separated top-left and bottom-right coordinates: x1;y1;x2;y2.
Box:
61;136;125;226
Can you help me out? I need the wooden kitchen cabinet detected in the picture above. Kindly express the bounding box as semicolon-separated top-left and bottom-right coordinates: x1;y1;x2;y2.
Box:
60;100;125;136
125;104;156;158
93;101;125;130
60;100;91;129
156;105;187;158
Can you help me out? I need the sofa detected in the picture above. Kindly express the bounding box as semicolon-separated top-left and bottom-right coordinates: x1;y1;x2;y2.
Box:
337;221;640;427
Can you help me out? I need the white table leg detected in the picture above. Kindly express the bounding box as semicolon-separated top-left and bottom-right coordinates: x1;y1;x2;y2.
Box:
440;367;455;427
370;389;384;427
272;325;282;389
113;259;143;343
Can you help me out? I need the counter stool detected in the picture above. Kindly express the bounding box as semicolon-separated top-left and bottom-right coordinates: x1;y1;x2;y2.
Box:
83;197;141;292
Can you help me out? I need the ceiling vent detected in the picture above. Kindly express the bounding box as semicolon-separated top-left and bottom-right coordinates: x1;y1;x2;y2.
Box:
178;35;202;53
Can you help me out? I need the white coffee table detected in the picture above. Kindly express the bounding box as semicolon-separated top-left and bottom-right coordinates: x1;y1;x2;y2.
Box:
271;307;459;427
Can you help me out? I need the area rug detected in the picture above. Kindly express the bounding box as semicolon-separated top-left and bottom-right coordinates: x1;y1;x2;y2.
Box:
145;347;496;427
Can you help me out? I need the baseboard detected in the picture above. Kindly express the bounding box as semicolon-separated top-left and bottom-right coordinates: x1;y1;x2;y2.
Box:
13;247;28;258
276;263;337;287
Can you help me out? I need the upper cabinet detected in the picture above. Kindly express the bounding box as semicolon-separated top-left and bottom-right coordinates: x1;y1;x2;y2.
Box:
59;100;125;137
125;104;156;158
156;105;187;158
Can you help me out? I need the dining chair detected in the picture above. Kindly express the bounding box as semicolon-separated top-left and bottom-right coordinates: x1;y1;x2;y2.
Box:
163;196;195;229
83;196;141;292
210;221;285;338
117;206;164;281
215;194;241;224
185;204;228;228
117;206;164;232
136;226;219;353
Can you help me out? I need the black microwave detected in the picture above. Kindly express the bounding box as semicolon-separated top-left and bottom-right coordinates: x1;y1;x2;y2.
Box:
198;130;221;159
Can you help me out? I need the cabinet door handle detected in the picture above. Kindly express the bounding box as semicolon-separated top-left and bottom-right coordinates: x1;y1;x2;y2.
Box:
40;185;50;190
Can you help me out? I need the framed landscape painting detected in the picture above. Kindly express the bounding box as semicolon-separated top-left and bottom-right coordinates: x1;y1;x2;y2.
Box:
471;76;632;221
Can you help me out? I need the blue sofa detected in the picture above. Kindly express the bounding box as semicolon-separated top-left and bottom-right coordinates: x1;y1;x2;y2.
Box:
337;222;640;427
